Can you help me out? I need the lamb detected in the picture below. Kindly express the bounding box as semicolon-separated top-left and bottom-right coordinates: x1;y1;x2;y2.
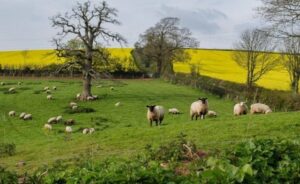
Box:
69;102;77;107
72;105;78;110
190;97;208;120
146;105;165;126
115;102;121;107
65;119;75;126
87;96;94;101
8;111;16;117
82;128;89;134
76;93;81;99
65;126;72;133
48;117;57;124
44;86;49;91
250;103;272;114
52;86;57;90
168;108;180;114
23;114;32;120
207;110;217;117
89;128;95;134
233;102;248;116
19;112;26;119
43;124;52;131
47;95;53;100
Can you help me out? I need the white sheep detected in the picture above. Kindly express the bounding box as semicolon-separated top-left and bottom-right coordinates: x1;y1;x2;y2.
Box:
76;93;81;99
65;126;72;133
110;87;114;90
207;110;217;117
72;105;78;110
0;82;5;86
8;87;16;93
89;128;95;134
69;102;77;107
92;95;98;99
48;117;57;124
115;102;121;107
19;112;26;119
190;98;209;120
52;86;57;90
56;115;63;123
8;111;16;117
146;105;165;126
87;96;94;101
233;102;248;116
44;86;49;91
250;103;272;114
47;95;53;100
82;128;89;134
168;108;180;114
43;123;52;131
23;114;32;120
45;90;51;94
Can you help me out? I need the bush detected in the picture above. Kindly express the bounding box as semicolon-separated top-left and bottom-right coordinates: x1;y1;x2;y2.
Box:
0;143;16;157
0;167;18;184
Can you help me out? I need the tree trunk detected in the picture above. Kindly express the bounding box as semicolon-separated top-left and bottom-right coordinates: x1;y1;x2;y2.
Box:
292;73;299;94
80;49;93;100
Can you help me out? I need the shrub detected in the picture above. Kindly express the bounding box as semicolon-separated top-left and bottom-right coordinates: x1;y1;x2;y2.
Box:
0;143;16;157
0;167;18;184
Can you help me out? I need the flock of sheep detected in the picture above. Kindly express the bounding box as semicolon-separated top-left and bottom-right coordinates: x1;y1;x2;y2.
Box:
146;97;272;126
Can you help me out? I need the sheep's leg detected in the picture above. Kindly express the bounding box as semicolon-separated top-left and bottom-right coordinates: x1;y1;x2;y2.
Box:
155;120;158;126
195;115;198;120
191;114;194;120
149;120;152;127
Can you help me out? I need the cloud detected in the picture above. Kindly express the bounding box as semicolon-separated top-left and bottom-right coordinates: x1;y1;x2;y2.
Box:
158;5;227;34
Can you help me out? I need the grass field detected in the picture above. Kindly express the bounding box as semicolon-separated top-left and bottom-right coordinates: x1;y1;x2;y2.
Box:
0;48;291;91
0;79;299;173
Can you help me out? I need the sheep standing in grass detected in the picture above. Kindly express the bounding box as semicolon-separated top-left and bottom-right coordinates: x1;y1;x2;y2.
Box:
8;111;16;117
23;114;32;120
233;102;248;116
44;124;52;131
56;115;63;123
250;103;272;114
146;105;165;126
168;108;180;114
82;128;89;134
65;126;72;133
207;110;217;117
48;117;57;124
190;98;208;120
19;112;26;119
47;95;53;100
89;128;95;134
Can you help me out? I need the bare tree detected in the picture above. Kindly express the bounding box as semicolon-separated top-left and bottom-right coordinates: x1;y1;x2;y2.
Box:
257;0;300;38
282;37;300;94
232;29;279;89
50;1;126;100
132;17;199;77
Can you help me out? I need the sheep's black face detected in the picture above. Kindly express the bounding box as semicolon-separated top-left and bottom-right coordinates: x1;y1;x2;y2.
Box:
198;97;208;104
146;105;156;112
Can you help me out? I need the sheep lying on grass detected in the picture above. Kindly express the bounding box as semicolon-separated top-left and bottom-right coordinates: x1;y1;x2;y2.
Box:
190;98;208;120
8;111;16;117
115;102;121;107
0;82;5;86
8;87;16;93
146;105;165;126
207;110;217;117
65;126;72;133
52;86;57;90
47;95;53;100
233;102;248;116
168;108;180;114
250;103;272;114
82;128;95;134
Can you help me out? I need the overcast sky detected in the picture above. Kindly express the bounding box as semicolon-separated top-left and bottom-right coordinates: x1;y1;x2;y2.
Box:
0;0;263;50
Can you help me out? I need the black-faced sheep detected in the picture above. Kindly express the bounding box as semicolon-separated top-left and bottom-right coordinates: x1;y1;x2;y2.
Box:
146;105;165;126
190;98;208;120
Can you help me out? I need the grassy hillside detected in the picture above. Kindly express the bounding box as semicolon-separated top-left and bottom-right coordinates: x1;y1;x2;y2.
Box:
0;79;299;173
0;48;290;90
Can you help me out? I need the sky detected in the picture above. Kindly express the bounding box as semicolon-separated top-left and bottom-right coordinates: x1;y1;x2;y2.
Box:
0;0;263;50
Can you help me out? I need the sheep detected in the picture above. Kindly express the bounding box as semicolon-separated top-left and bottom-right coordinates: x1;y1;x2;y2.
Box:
89;128;95;134
8;111;16;117
45;90;51;94
8;87;16;93
44;86;49;91
207;110;217;118
0;82;5;86
52;86;57;90
250;103;272;114
110;87;114;90
72;105;78;110
56;115;63;123
190;97;208;120
87;96;94;101
19;112;26;119
65;119;75;126
65;126;72;133
76;93;81;99
23;114;32;120
233;102;248;116
43;124;52;131
47;95;53;100
69;102;77;107
92;95;98;99
82;128;89;134
48;117;57;124
115;102;121;107
146;105;165;126
168;108;180;114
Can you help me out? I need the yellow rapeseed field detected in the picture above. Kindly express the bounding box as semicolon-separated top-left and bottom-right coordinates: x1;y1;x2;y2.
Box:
0;48;291;91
